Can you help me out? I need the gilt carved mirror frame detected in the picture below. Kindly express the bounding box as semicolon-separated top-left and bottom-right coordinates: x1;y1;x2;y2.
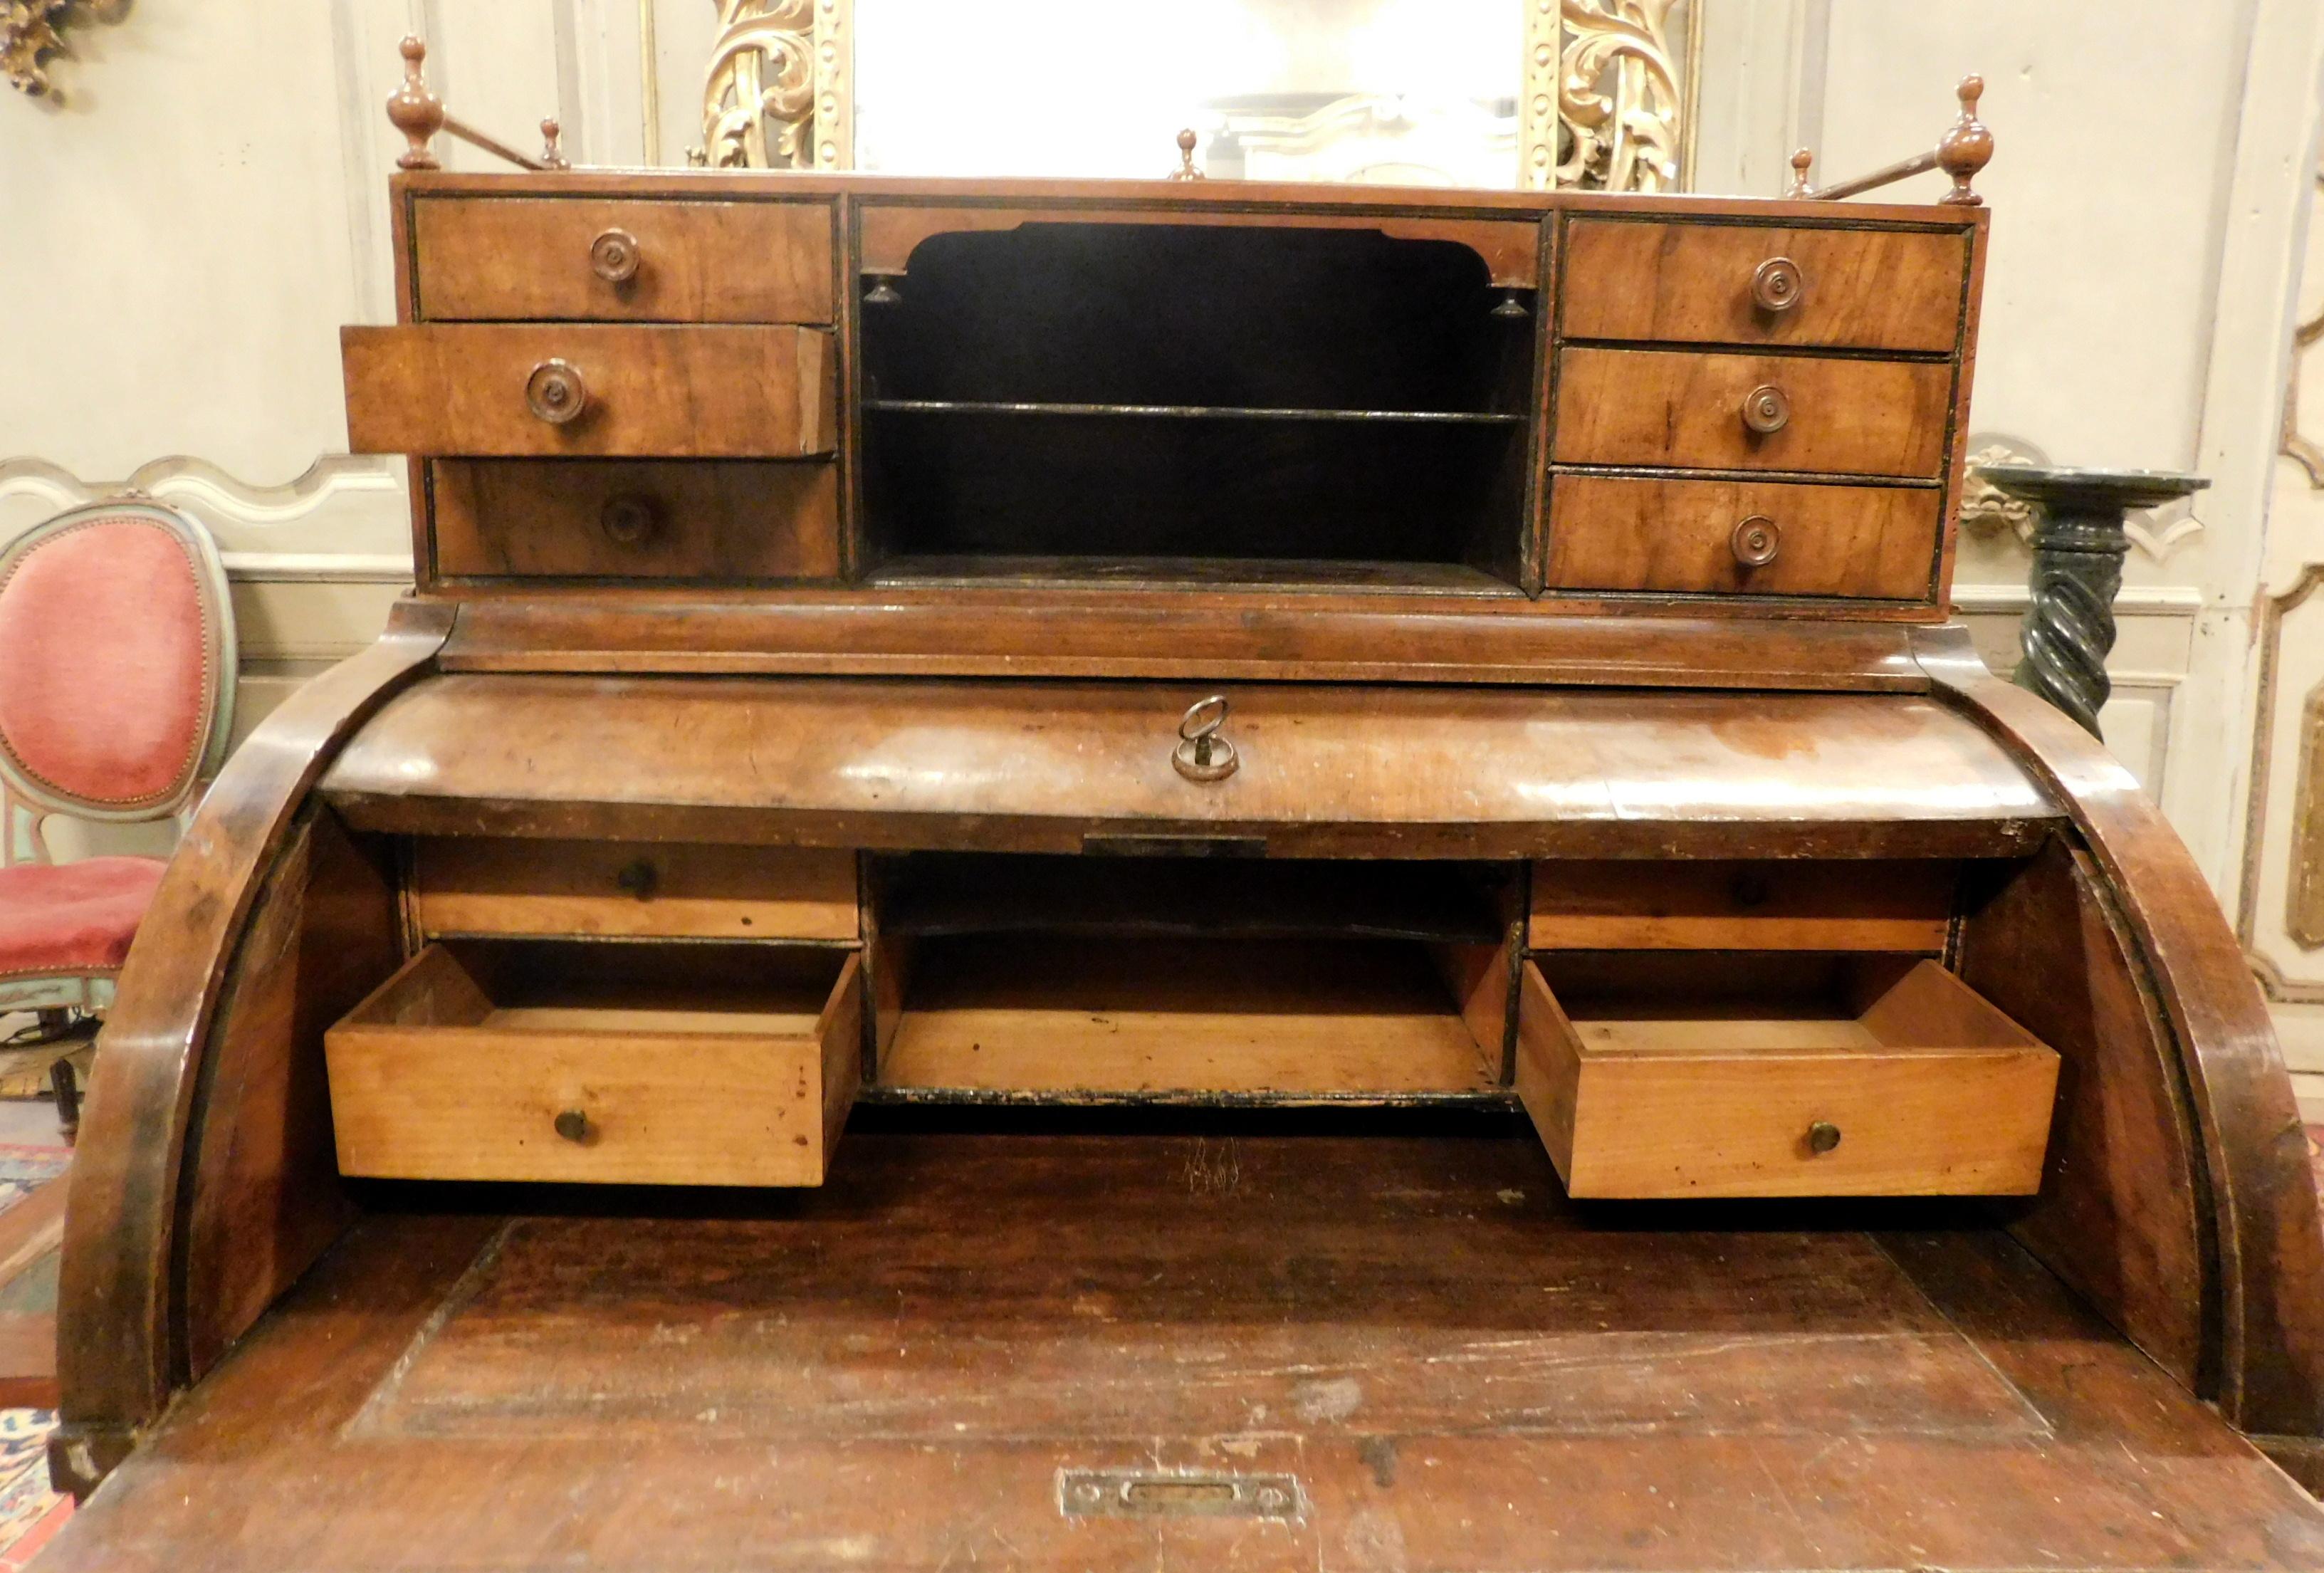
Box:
684;0;1698;192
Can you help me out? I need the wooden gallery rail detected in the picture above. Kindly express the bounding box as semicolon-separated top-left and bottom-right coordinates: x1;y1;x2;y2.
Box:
37;51;2324;1572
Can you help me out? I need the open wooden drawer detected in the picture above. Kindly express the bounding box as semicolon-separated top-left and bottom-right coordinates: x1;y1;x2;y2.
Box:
325;939;861;1186
1516;951;2058;1198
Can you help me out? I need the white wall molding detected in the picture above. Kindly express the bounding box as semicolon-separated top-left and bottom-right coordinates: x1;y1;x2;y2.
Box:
0;453;412;561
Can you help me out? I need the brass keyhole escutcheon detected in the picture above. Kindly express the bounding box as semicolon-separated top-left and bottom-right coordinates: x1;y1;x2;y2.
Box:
1731;514;1781;568
590;227;641;283
1806;1120;1842;1156
600;493;659;548
555;1109;592;1144
525;357;588;424
1751;256;1804;313
614;857;659;900
1740;384;1790;436
1172;694;1237;783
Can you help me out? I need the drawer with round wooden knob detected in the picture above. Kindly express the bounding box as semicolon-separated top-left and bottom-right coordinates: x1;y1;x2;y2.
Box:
1559;217;1969;351
1551;347;1952;478
1544;474;1942;601
409;196;835;323
1514;953;2059;1199
431;458;841;580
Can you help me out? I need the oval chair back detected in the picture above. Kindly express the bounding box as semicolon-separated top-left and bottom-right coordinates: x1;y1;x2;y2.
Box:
0;498;236;835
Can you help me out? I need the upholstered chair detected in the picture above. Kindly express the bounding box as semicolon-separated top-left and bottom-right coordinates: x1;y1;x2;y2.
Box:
0;498;236;1134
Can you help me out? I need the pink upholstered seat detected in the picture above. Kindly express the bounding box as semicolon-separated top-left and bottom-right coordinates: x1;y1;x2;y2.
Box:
0;856;167;978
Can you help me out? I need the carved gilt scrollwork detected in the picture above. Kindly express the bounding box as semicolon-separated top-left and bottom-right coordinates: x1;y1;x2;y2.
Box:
4;0;125;100
698;0;848;169
1526;0;1687;193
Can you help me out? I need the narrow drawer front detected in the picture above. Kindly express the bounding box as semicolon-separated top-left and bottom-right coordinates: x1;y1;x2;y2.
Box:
412;840;859;941
1560;220;1968;352
1552;348;1951;478
1514;959;2057;1198
412;197;834;323
1545;475;1940;600
326;943;862;1186
1529;860;1955;951
342;324;835;458
432;460;841;580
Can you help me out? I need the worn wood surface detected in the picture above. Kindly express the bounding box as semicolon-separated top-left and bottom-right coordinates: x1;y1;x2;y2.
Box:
342;325;835;458
1956;836;2211;1395
1916;624;2324;1436
1558;218;1968;350
431;459;842;580
412;837;859;941
1552;347;1953;477
1517;956;2058;1198
412;196;834;323
179;809;398;1381
37;1127;2324;1572
1543;474;1941;600
52;600;452;1495
318;676;2061;859
1529;857;1957;951
326;942;860;1186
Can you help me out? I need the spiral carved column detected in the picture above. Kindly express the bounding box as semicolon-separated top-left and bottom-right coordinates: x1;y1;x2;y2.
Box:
1975;466;2209;738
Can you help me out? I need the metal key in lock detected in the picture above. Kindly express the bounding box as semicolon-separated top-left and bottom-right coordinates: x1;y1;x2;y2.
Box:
1172;695;1237;783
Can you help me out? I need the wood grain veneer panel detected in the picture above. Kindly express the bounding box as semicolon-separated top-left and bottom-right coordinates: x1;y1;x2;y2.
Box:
1529;858;1956;951
1561;219;1967;351
431;459;841;580
342;325;834;458
1552;347;1952;477
412;197;834;323
411;840;859;942
1544;474;1941;601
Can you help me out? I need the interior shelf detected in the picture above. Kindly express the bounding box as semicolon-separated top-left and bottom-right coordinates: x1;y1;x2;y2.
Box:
876;854;1508;943
864;398;1527;425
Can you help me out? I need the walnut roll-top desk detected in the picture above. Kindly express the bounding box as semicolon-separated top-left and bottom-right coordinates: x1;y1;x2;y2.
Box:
42;61;2324;1573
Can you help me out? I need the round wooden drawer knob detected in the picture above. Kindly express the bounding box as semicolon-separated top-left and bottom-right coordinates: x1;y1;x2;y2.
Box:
554;1109;592;1144
525;358;587;424
1740;384;1790;436
1806;1120;1842;1156
1730;514;1781;568
590;227;641;283
1752;256;1804;313
600;494;659;547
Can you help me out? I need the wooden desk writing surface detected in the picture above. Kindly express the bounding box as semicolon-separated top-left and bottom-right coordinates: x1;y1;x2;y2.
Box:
44;81;2324;1569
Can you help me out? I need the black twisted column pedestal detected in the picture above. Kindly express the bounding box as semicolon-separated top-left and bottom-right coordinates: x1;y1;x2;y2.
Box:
1974;466;2209;738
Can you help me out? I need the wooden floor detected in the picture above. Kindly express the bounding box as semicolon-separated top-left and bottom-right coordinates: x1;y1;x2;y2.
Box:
41;1117;2324;1572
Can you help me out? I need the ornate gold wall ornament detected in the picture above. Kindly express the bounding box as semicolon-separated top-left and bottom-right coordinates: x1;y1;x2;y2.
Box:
1527;0;1687;193
1961;443;2041;545
701;0;848;169
4;0;125;100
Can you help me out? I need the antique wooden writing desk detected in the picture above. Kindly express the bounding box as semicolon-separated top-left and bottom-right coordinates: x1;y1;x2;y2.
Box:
41;73;2324;1572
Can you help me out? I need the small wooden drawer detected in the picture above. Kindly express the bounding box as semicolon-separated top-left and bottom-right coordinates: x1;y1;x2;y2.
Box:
411;197;834;324
431;460;840;580
1515;953;2057;1198
1552;348;1951;478
1545;474;1940;600
342;324;835;459
411;840;859;941
326;940;861;1186
1529;860;1956;952
1560;219;1969;352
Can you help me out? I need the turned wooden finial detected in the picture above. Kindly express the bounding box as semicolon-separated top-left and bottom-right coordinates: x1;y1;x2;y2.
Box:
1785;149;1814;198
540;116;570;169
1168;127;1205;181
1937;74;1993;206
387;36;445;171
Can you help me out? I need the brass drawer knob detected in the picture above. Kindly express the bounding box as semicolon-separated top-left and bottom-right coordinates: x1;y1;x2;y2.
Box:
1740;382;1790;436
1730;514;1781;568
590;227;641;283
1806;1120;1842;1156
525;357;588;424
554;1109;592;1144
600;494;658;547
1172;694;1237;783
1751;256;1804;313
